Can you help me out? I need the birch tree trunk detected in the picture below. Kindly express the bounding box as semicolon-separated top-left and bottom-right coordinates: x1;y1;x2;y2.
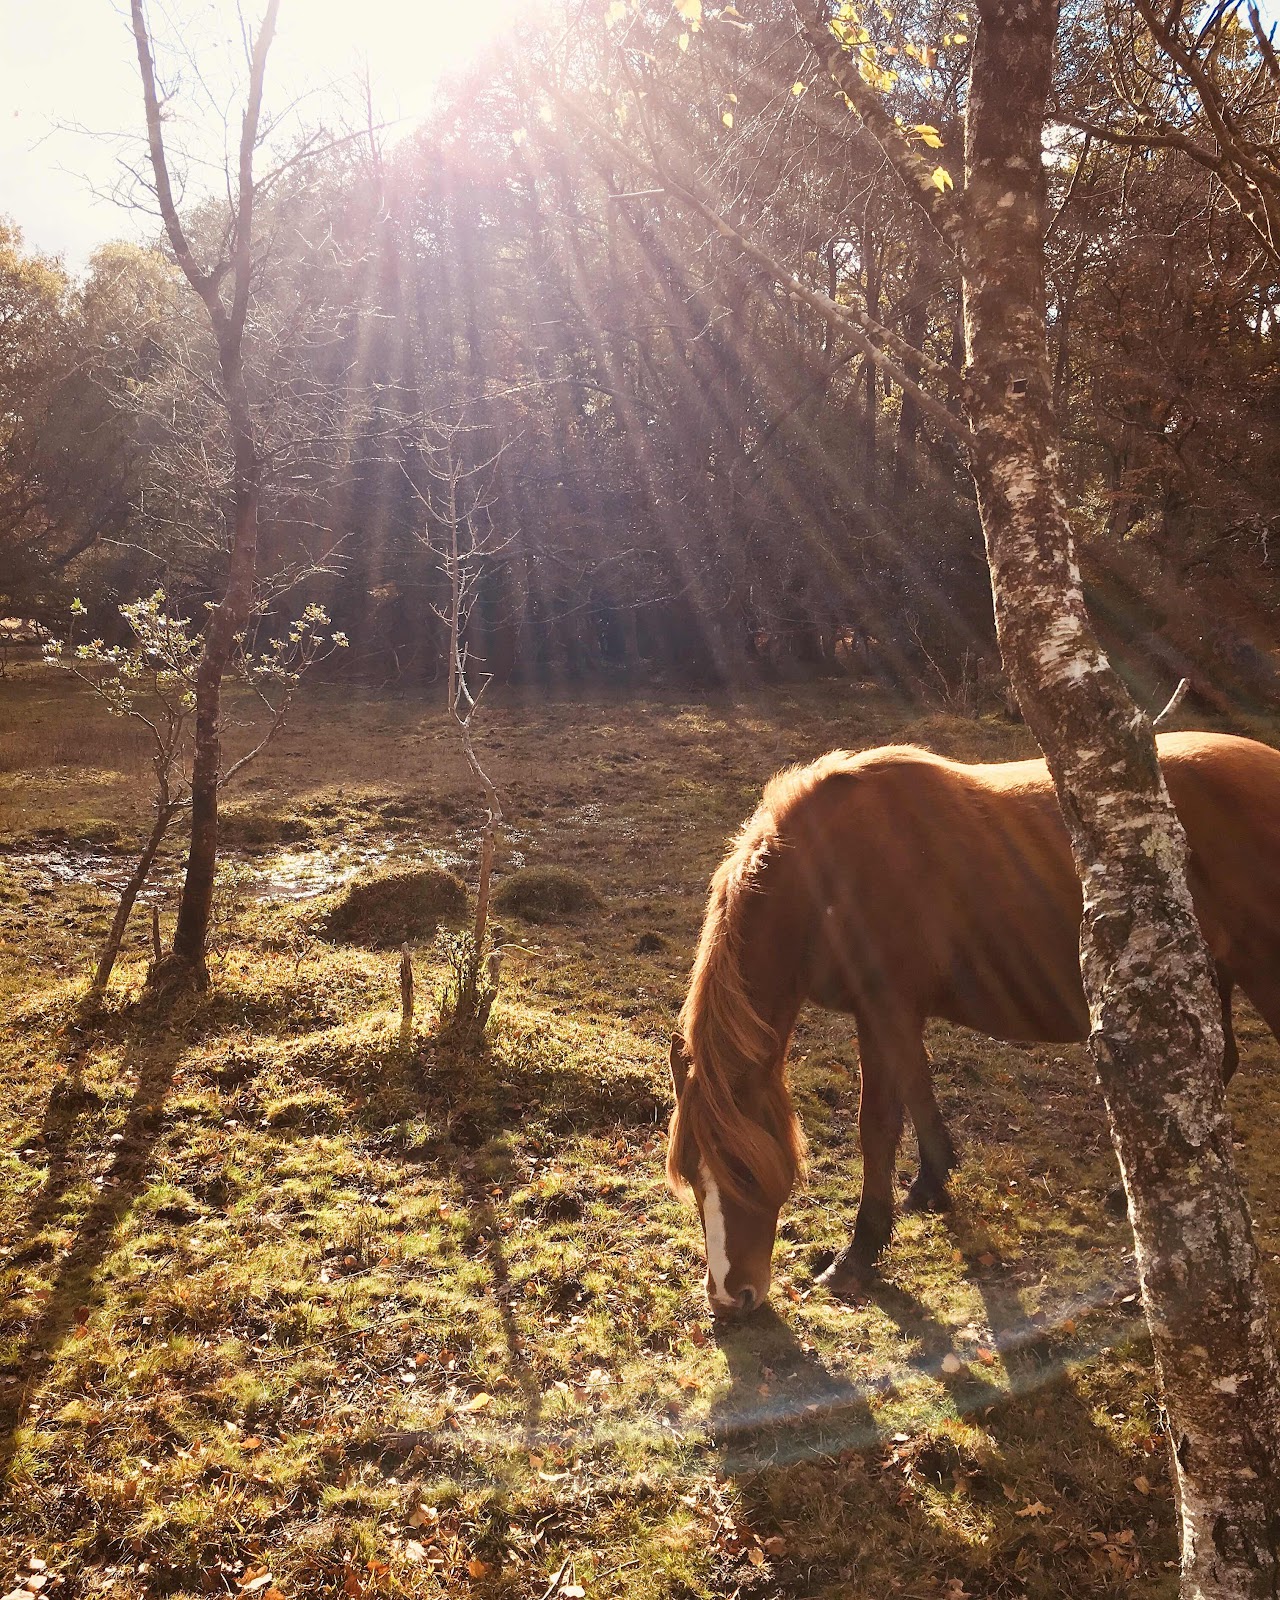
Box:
792;1;1280;1591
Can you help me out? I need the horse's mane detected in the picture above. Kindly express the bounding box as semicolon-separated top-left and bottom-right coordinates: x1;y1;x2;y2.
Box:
667;758;858;1212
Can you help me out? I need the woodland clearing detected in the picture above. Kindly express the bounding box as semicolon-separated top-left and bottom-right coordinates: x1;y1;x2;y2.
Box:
2;667;1278;1599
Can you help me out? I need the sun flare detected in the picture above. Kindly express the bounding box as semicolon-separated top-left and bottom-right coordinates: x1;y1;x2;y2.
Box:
275;0;537;131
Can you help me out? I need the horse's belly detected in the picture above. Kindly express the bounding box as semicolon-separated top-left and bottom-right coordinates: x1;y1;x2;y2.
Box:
937;936;1089;1043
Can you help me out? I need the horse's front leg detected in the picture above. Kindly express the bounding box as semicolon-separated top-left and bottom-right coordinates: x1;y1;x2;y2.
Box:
816;1028;904;1296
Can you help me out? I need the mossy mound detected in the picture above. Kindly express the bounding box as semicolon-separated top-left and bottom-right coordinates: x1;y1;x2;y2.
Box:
492;865;601;922
323;865;468;947
221;804;315;851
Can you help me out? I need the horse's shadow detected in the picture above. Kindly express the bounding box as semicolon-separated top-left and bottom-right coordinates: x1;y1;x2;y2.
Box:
710;1305;882;1472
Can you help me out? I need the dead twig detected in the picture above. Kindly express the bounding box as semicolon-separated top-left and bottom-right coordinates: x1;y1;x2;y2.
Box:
1153;676;1191;728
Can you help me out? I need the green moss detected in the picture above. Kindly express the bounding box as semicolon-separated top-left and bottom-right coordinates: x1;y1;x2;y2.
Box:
323;864;468;947
492;864;602;922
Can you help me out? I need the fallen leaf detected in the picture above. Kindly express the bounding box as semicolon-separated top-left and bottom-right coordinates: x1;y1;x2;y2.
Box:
977;1251;997;1268
940;1352;963;1375
466;1558;491;1579
746;1546;765;1567
240;1576;274;1595
404;1541;427;1563
1133;1475;1151;1495
976;1348;997;1366
763;1536;787;1555
465;1392;493;1412
1016;1500;1050;1518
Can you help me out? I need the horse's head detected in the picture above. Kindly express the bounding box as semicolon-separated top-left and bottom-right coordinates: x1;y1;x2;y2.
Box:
667;1032;795;1318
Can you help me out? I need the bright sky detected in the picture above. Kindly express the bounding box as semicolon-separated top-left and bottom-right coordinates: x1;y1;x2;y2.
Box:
0;0;533;272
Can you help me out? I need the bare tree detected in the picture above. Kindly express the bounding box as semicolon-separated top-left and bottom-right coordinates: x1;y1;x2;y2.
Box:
127;0;281;990
409;415;514;1041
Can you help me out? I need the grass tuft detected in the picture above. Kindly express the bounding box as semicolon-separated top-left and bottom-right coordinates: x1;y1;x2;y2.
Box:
492;865;602;922
323;865;468;948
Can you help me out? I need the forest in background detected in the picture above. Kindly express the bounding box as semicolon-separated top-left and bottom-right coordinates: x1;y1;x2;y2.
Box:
3;0;1279;705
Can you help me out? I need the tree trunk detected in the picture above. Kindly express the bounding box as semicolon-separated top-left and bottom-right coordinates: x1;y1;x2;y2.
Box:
161;449;260;988
892;269;932;501
131;0;275;994
961;2;1280;1590
91;800;181;992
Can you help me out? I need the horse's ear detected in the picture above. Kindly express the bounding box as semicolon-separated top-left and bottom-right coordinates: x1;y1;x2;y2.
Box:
669;1032;691;1100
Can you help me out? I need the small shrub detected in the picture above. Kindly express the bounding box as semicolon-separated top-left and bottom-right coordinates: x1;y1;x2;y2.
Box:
435;927;498;1045
324;865;467;948
492;865;601;922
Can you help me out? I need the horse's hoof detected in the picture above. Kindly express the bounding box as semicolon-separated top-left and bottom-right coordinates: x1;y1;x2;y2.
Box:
903;1179;952;1215
815;1258;873;1302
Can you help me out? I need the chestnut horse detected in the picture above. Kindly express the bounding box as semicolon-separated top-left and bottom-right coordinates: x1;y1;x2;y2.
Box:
666;731;1280;1316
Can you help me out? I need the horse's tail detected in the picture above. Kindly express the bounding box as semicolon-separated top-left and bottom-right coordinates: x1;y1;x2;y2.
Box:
667;809;808;1212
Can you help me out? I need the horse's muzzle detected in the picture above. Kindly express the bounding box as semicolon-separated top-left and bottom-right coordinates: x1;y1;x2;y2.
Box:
710;1285;763;1319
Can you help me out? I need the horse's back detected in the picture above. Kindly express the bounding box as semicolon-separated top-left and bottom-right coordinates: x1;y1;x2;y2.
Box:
1161;733;1280;1012
778;732;1280;1044
781;745;1087;1038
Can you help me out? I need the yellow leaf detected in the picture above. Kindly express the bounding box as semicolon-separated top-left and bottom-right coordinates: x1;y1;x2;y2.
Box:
606;0;627;23
791;79;807;95
512;128;528;147
465;1391;493;1411
911;123;943;148
930;164;954;192
678;30;689;49
722;110;734;127
726;91;738;102
674;0;702;24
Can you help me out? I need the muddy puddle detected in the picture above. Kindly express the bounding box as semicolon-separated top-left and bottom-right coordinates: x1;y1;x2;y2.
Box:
0;828;529;907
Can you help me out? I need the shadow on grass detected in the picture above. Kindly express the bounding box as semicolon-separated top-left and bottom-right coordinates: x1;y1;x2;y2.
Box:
710;1305;882;1471
0;1021;184;1485
703;1200;1166;1597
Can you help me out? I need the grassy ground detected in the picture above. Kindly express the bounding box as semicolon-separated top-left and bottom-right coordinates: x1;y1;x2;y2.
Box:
2;666;1278;1600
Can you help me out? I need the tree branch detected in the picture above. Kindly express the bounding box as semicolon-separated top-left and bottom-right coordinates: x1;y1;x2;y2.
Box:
550;91;971;446
790;0;969;261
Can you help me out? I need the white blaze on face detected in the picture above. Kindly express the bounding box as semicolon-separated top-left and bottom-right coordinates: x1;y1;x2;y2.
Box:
699;1162;734;1307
